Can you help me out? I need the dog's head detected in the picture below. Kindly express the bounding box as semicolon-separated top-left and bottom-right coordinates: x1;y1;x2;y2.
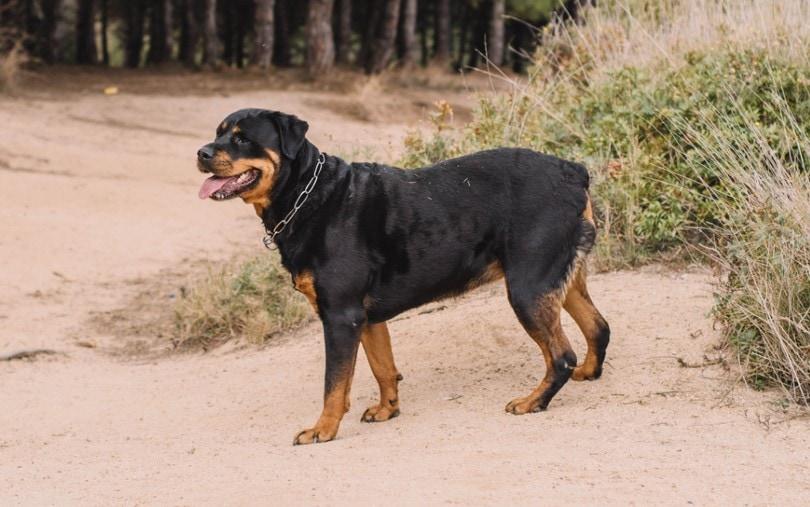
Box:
196;109;308;208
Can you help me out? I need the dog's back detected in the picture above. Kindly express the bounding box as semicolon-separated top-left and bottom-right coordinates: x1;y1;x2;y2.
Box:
348;148;593;322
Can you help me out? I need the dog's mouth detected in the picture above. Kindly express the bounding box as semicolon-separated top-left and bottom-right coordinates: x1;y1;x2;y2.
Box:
198;168;261;200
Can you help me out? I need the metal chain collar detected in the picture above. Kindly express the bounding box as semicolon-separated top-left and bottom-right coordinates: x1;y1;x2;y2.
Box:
262;152;327;250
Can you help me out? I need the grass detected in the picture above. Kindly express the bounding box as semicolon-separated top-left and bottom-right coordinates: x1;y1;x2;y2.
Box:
683;102;810;404
172;255;312;349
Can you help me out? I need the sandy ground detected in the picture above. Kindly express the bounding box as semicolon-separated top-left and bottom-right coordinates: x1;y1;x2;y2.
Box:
1;71;808;506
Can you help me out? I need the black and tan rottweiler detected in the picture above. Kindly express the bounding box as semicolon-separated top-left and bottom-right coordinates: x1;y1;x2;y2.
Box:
196;109;610;445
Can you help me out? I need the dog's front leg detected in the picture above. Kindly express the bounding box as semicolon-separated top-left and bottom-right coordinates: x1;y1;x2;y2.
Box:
293;308;363;445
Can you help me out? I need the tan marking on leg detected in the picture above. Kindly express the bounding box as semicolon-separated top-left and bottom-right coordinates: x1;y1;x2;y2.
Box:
506;294;574;414
360;322;402;423
293;372;354;445
505;340;554;414
344;352;358;414
564;267;607;381
293;271;318;312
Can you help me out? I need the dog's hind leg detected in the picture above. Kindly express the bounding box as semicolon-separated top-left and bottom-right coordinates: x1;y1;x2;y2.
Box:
505;276;577;414
360;322;403;423
563;267;610;381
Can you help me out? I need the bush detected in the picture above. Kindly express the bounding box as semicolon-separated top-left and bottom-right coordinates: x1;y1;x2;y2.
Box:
172;255;312;349
687;104;810;404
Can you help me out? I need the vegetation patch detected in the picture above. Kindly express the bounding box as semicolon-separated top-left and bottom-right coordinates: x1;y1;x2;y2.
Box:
172;255;312;349
689;109;810;403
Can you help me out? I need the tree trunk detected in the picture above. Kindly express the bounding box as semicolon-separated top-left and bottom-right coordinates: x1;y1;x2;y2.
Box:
508;19;532;73
123;0;147;68
487;0;504;66
467;1;487;68
234;3;246;68
433;0;449;63
272;0;291;66
221;2;233;65
398;0;416;67
164;0;174;59
38;0;61;63
335;0;351;64
0;0;23;53
147;0;172;64
360;0;381;68
417;0;428;66
252;0;275;68
75;0;97;64
179;0;200;67
454;1;470;71
364;0;400;74
100;0;109;65
306;0;335;76
202;0;218;66
22;0;36;50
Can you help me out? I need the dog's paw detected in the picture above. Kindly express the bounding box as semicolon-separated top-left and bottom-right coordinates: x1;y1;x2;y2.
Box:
293;421;339;445
505;396;544;415
361;403;400;423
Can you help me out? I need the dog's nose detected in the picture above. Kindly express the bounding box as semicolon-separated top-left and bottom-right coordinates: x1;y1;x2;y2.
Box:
197;146;214;161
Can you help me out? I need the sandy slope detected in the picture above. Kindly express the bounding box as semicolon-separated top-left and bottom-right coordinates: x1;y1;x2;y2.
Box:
1;74;808;505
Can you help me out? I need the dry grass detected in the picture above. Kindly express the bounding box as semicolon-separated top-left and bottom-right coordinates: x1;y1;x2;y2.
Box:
546;0;810;78
483;0;810;148
172;255;312;349
680;99;810;405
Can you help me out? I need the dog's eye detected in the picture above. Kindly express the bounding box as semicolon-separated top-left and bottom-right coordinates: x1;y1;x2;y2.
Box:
234;135;250;145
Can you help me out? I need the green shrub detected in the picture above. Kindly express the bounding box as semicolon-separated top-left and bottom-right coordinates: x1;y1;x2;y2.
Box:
686;107;809;404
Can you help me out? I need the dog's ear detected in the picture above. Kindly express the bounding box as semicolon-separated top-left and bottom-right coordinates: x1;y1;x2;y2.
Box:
266;112;309;159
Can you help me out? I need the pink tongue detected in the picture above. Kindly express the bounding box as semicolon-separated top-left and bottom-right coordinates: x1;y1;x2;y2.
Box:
198;176;234;199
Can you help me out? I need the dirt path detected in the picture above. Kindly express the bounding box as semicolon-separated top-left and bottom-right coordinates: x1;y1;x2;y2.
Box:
1;74;808;505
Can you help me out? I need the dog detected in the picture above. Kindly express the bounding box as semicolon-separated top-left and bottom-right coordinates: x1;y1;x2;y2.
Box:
196;109;610;445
